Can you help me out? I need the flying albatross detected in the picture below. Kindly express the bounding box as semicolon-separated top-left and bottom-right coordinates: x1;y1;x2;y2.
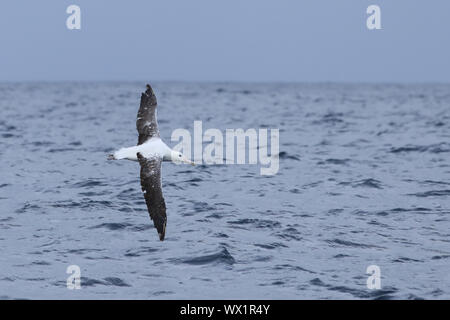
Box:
108;84;194;241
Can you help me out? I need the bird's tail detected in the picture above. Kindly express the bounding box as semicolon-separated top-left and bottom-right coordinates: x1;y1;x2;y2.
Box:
107;154;116;160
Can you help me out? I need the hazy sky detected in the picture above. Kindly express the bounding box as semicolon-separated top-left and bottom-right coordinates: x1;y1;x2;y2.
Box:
1;0;449;82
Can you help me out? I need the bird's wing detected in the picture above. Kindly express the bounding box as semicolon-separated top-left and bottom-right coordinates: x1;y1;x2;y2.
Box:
137;152;167;241
136;84;160;145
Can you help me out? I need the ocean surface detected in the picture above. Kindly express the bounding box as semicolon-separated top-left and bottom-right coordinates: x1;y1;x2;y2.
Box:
1;82;450;299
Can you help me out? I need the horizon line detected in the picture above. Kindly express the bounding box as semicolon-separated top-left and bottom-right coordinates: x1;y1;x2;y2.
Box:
1;79;449;85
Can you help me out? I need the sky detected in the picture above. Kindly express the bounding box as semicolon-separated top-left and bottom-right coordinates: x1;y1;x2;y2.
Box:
0;0;449;82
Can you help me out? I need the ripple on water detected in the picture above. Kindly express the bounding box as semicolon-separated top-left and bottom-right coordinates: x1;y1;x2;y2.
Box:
79;277;131;287
273;264;316;274
390;143;450;154
124;247;159;257
89;222;152;232
227;218;281;229
359;207;442;216
177;247;235;266
326;238;384;249
278;151;301;161
51;199;115;210
309;278;400;299
408;190;450;197
338;178;383;189
71;179;108;189
274;227;303;241
317;158;351;166
254;243;288;250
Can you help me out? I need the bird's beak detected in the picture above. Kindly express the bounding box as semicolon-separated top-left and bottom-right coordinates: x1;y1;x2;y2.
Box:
184;157;195;166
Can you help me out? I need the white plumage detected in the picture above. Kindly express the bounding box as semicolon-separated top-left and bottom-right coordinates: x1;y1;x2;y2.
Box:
113;138;171;161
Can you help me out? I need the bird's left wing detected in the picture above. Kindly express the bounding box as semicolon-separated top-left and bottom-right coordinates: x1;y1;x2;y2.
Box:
136;84;160;145
137;152;167;241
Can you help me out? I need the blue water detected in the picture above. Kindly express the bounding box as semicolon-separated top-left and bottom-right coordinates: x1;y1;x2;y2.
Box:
1;82;450;299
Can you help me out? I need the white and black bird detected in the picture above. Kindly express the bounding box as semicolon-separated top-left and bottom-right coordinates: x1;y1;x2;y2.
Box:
108;84;194;241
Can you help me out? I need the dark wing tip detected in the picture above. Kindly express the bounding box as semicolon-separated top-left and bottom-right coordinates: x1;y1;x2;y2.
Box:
158;221;166;241
140;84;157;107
145;84;154;96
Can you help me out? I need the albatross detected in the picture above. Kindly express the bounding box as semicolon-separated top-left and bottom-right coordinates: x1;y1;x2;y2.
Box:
108;84;194;241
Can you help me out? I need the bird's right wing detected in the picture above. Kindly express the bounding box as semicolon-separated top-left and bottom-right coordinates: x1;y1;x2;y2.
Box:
137;152;167;241
136;84;160;145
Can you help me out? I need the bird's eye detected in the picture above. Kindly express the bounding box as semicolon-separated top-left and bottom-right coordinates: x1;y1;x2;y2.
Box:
179;155;182;157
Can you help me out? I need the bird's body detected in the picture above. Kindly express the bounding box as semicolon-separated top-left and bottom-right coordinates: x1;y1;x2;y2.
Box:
111;137;172;162
108;84;193;241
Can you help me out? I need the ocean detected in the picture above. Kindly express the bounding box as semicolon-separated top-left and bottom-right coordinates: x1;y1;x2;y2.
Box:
0;82;449;299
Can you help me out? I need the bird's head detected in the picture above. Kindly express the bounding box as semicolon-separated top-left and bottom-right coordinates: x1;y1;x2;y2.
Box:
170;150;195;165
